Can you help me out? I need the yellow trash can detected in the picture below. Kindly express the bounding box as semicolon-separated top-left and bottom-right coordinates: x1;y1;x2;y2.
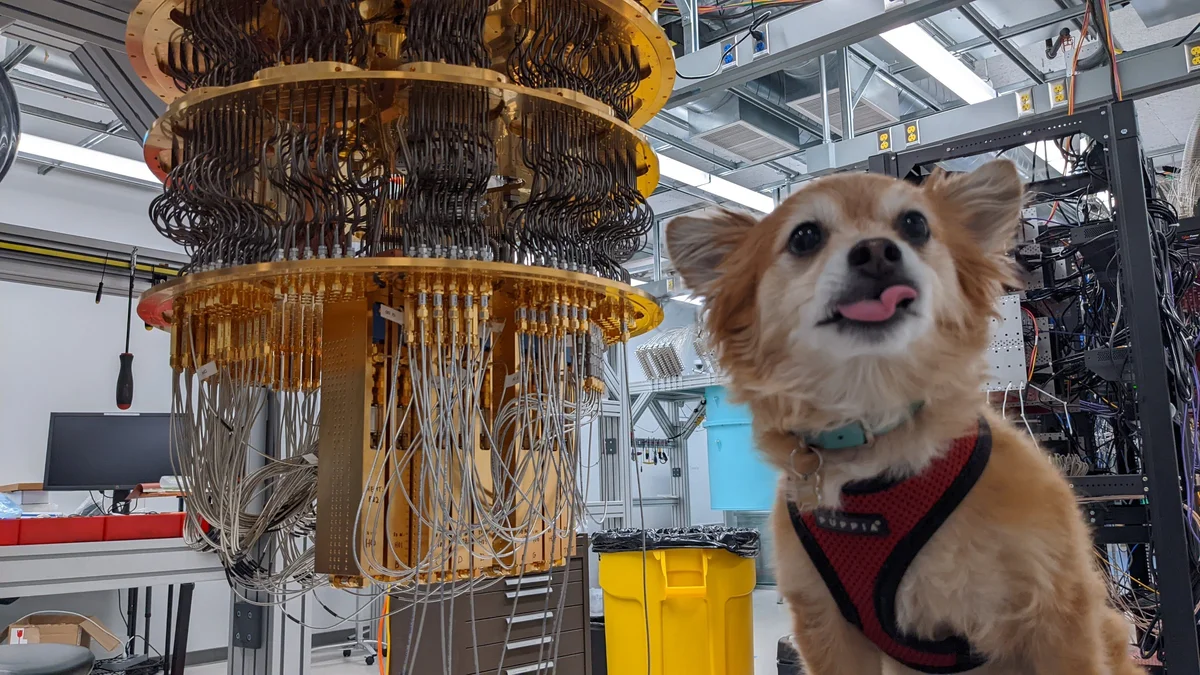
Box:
598;545;757;675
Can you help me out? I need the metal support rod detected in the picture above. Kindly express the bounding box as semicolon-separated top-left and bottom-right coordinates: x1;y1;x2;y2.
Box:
1108;101;1200;675
164;586;174;675
819;54;832;143
170;583;194;675
840;47;855;139
614;347;634;527
126;587;138;656
958;5;1046;85
652;221;663;282
851;63;878;110
848;46;943;112
38;121;125;176
17;103;136;139
143;586;152;656
1;44;35;72
680;0;700;53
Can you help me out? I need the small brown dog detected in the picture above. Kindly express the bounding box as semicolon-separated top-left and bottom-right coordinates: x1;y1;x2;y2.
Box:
666;160;1141;675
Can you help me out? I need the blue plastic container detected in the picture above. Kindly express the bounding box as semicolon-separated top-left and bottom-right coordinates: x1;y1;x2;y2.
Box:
702;386;779;510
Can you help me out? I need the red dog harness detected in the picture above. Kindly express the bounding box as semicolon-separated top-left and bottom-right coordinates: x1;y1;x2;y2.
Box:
787;418;991;674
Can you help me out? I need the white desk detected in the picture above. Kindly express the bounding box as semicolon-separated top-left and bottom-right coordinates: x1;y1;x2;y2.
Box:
0;538;223;598
0;537;224;673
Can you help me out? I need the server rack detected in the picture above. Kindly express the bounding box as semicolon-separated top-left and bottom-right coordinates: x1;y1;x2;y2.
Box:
868;100;1199;674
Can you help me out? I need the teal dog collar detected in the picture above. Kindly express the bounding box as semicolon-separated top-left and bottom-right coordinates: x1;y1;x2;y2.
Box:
802;402;924;450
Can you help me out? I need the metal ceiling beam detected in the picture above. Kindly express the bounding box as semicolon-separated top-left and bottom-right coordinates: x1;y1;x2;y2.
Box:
806;41;1200;173
72;43;165;138
668;0;972;108
9;70;107;106
948;0;1125;56
18;103;136;140
37;120;124;176
957;5;1046;85
0;0;128;52
848;45;944;112
1;43;35;72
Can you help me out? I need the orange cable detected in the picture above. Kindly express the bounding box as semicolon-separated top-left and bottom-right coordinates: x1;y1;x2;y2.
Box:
1023;306;1040;380
378;595;389;675
1101;0;1123;100
1068;2;1093;115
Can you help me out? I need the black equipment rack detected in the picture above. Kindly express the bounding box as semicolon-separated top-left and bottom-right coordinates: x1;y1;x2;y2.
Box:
868;100;1199;673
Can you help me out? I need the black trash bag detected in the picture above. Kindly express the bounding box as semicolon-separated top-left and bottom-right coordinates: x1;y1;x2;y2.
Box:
590;525;759;558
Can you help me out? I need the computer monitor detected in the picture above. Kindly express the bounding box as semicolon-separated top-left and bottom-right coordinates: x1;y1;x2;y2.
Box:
43;412;176;492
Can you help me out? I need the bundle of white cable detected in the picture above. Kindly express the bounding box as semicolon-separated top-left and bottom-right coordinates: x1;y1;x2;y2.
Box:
173;295;323;598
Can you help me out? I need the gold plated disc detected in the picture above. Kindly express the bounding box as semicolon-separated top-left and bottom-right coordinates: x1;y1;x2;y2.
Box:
138;257;663;343
126;0;675;126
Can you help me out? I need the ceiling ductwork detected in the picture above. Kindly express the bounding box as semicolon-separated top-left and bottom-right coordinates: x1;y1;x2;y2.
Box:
781;54;915;138
684;52;935;157
687;93;802;163
1130;0;1199;27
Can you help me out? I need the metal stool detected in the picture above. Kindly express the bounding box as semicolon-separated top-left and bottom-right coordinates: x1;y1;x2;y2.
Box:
0;644;94;675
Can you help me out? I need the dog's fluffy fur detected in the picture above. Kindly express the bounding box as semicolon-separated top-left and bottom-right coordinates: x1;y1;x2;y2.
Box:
665;161;1142;675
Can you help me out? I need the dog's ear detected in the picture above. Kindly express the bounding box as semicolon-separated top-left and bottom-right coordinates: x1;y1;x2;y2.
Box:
665;209;757;296
925;159;1024;254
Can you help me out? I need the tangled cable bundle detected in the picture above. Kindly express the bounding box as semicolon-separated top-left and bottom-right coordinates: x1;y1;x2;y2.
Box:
128;1;672;664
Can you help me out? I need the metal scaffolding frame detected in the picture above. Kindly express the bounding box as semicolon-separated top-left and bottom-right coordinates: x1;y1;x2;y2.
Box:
807;41;1200;173
668;0;970;108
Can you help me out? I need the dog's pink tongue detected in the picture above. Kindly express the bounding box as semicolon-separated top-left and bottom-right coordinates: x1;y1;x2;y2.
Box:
837;285;918;323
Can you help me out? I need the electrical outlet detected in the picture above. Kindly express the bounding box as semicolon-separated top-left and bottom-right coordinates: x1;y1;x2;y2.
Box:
1047;79;1068;108
720;40;737;69
752;27;769;59
1187;40;1200;72
1016;87;1035;117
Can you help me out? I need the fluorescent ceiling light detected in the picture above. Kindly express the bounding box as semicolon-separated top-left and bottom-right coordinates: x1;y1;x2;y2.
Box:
881;24;996;105
673;293;703;305
881;23;1070;177
658;155;775;214
17;134;159;185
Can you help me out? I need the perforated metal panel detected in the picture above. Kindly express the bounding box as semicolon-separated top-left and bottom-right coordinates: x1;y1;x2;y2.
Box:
983;293;1027;392
315;301;373;577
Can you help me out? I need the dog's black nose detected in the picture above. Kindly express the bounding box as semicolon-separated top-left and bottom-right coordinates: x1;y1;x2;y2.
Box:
847;238;902;278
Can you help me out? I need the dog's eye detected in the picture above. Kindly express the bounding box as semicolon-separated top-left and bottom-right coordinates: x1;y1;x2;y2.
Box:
898;211;930;245
787;222;825;257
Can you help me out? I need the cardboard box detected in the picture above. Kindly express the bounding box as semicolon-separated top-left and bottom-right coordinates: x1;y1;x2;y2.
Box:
1;614;121;652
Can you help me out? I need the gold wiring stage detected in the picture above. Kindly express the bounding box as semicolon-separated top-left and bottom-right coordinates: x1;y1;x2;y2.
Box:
125;1;671;669
127;0;671;597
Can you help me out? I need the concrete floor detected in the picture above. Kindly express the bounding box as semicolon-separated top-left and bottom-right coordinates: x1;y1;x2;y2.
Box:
188;589;793;675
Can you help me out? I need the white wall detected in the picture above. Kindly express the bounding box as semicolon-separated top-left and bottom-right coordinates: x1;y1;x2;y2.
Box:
0;281;174;483
0;162;174;253
0;280;232;656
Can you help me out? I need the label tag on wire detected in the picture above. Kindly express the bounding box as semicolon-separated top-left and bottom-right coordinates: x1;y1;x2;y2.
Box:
491;319;506;333
302;453;318;465
379;305;404;326
504;372;521;389
197;361;218;381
